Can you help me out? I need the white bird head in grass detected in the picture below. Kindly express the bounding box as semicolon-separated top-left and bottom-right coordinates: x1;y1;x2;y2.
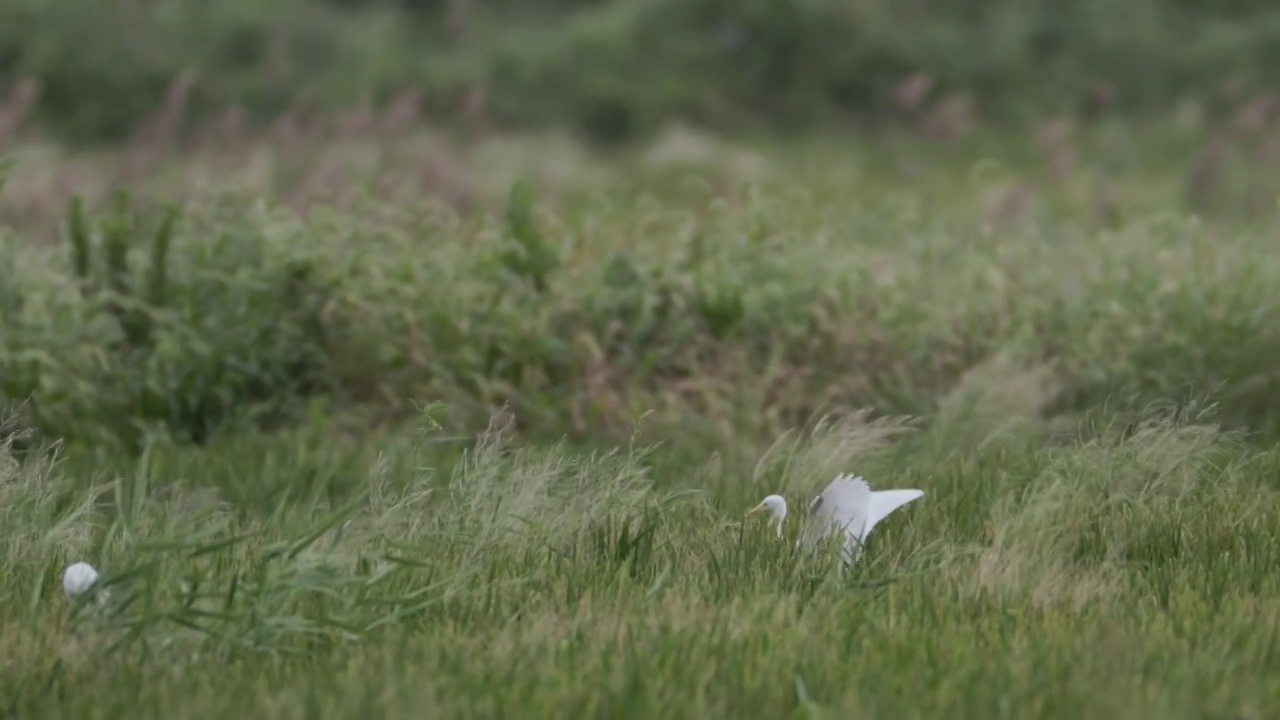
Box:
746;474;924;565
62;561;101;599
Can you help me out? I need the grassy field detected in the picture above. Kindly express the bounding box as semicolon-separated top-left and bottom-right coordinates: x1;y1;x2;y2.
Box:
4;117;1280;718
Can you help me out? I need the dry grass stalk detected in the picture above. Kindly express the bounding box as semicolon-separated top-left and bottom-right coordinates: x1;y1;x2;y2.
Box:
0;78;40;152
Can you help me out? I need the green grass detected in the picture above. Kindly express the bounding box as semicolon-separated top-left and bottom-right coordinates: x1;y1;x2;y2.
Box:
4;402;1280;718
5;122;1280;716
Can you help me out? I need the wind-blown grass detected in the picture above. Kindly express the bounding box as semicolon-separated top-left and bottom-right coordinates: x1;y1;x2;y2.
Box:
3;398;1280;718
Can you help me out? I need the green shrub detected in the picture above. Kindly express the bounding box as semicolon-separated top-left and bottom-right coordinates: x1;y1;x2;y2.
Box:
5;143;1280;451
1;192;343;449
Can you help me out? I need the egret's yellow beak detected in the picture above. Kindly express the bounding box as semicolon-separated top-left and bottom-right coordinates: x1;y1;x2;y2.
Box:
745;502;766;517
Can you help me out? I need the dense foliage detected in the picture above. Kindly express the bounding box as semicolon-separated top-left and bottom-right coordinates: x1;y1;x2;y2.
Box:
4;0;1280;143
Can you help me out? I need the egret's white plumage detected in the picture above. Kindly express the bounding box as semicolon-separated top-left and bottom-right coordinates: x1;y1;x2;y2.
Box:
62;561;100;599
747;474;924;564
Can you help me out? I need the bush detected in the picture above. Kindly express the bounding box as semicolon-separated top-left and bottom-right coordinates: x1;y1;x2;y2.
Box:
0;191;343;450
6;143;1280;451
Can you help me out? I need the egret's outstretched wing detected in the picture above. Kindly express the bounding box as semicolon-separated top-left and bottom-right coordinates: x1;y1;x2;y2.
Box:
800;474;925;564
800;474;872;562
866;489;925;536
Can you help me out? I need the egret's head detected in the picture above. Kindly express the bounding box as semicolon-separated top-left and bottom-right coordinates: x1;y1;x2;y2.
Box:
62;561;99;599
746;494;788;522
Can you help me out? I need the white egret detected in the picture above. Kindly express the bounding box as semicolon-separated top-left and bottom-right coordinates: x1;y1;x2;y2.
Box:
62;561;101;599
746;473;924;564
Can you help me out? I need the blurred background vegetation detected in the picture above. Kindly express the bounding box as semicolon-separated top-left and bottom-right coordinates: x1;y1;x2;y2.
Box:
4;0;1280;145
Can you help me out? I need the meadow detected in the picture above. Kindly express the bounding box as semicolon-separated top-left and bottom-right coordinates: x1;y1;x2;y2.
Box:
3;108;1280;718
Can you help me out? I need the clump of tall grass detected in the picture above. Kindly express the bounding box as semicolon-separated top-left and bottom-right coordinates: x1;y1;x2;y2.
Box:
6;407;696;662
